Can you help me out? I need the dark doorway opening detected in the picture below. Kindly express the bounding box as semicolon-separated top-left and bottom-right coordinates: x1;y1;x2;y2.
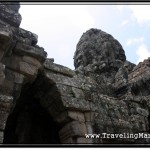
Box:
3;84;61;144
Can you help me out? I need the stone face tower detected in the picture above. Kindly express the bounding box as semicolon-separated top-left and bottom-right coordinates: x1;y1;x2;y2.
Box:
1;2;150;145
74;28;128;97
74;28;126;68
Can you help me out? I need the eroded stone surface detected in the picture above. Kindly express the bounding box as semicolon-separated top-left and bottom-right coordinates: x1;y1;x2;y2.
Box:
1;2;150;145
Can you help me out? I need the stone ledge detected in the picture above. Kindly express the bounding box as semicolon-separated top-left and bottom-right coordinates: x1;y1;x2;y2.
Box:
18;28;38;46
44;59;75;77
2;55;39;80
14;42;47;62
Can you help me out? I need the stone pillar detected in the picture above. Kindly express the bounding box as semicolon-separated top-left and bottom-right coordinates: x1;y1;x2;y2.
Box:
56;110;93;144
59;120;88;144
84;112;94;144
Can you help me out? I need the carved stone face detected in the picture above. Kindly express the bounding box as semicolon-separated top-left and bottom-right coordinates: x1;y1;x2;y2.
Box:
74;28;126;69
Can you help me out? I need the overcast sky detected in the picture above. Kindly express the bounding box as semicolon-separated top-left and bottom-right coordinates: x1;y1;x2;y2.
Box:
19;4;150;70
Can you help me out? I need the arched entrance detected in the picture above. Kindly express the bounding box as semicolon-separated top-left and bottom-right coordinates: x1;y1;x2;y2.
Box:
3;63;93;144
3;76;61;144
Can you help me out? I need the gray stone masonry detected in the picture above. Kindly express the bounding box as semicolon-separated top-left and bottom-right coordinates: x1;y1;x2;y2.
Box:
1;2;150;144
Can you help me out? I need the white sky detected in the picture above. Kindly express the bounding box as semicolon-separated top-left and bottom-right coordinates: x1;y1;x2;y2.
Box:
19;4;150;69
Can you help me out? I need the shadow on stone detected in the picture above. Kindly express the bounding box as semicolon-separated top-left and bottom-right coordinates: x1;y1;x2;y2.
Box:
3;80;61;144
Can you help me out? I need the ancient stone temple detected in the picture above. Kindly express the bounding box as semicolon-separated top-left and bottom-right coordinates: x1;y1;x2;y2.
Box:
0;2;150;145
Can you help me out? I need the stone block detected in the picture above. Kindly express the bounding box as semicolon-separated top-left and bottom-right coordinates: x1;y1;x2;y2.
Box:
44;71;62;84
61;95;90;111
5;68;24;84
2;55;21;71
59;121;87;141
22;56;41;68
68;111;85;123
85;122;93;134
56;84;85;99
44;59;75;77
18;28;38;46
19;61;38;78
45;71;80;88
14;42;47;62
56;111;85;124
60;75;79;87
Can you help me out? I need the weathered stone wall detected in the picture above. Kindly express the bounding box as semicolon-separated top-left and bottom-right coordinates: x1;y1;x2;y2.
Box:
0;2;47;143
0;2;150;145
74;28;150;144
